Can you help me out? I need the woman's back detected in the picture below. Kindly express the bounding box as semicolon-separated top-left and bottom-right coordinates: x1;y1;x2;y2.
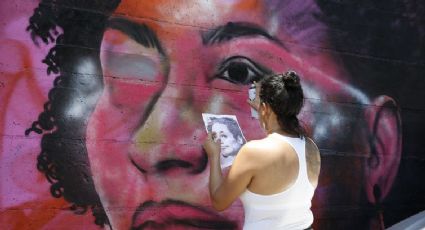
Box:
240;132;321;230
204;71;321;229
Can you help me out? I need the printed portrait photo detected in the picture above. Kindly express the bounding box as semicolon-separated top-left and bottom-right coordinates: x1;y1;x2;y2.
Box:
202;114;246;168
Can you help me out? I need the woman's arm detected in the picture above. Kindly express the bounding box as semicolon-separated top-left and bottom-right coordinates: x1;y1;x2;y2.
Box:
203;135;256;211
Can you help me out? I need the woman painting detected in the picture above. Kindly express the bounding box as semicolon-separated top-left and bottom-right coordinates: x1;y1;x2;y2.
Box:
204;71;321;229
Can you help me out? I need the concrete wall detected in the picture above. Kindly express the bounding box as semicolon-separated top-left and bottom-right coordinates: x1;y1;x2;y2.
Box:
1;0;424;229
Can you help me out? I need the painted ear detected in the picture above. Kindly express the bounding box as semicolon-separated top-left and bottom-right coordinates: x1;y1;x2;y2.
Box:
364;95;402;204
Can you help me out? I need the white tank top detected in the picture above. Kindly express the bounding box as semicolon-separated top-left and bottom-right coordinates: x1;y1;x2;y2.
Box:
239;133;314;230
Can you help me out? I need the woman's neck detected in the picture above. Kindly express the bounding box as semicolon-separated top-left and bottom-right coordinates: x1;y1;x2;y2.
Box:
264;114;280;134
267;126;282;134
268;128;297;137
266;123;298;137
263;111;299;137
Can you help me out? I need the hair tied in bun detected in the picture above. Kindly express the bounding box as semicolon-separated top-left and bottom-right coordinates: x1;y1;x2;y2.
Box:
282;70;300;88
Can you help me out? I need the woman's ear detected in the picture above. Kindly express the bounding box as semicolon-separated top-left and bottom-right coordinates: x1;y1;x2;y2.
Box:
259;102;267;117
364;95;402;204
259;102;269;130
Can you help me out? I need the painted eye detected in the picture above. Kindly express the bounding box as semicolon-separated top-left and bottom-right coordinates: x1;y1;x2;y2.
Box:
216;56;271;85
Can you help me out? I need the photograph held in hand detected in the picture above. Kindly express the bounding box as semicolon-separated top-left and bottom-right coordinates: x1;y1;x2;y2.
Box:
202;114;246;169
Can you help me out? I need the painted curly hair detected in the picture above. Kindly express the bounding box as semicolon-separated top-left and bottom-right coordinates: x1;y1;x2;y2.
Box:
25;0;121;226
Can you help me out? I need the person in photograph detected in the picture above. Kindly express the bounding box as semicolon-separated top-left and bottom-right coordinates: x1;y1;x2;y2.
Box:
207;117;245;168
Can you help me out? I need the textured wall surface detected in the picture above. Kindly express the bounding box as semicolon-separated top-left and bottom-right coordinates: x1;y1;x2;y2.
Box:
1;0;424;229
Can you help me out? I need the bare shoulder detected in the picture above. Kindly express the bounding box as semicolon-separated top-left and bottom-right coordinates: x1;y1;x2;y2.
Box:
305;137;320;154
304;137;321;184
241;138;278;155
233;139;270;167
305;137;320;162
237;140;264;158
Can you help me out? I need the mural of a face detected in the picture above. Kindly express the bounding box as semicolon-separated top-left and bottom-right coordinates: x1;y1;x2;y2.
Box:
3;0;425;228
211;123;243;158
77;0;402;229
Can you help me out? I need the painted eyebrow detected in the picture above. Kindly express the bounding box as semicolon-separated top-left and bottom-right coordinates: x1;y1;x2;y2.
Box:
107;17;165;55
202;22;284;47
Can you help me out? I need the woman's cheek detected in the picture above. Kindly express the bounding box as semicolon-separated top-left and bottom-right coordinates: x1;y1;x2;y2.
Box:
206;87;250;114
106;78;164;110
86;99;148;210
204;89;263;140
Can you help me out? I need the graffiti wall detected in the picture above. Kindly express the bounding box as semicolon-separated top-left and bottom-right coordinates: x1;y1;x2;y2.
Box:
1;0;424;229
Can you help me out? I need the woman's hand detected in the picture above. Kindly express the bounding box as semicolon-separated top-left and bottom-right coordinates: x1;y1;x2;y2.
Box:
203;132;221;158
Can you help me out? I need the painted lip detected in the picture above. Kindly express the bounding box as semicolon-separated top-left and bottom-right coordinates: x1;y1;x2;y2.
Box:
131;199;237;230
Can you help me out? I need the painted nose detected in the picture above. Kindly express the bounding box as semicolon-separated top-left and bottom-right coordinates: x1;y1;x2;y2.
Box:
129;81;209;176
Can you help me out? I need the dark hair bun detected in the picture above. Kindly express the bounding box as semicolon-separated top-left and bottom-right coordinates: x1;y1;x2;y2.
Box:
259;70;306;137
282;70;300;88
